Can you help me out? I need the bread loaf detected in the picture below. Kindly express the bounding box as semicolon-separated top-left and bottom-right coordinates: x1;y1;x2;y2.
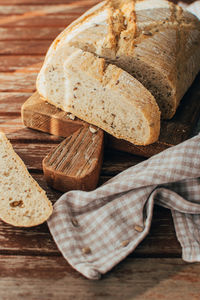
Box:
42;49;160;145
36;0;200;143
0;132;53;227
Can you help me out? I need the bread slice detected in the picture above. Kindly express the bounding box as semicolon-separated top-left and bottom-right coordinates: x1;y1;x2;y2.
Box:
41;49;160;146
0;132;53;227
37;0;200;119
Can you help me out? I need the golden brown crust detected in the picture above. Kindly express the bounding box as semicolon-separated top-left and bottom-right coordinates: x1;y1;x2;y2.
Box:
36;0;200;141
66;50;161;145
38;47;160;145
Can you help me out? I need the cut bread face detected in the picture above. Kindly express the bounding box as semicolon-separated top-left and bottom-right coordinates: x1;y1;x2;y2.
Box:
37;0;200;120
0;132;53;227
39;49;160;146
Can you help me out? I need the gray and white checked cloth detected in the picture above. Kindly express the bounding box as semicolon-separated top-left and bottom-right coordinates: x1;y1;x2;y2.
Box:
48;134;200;279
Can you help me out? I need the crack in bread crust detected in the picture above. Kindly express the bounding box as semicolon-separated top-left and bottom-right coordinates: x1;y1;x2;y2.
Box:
37;0;200;123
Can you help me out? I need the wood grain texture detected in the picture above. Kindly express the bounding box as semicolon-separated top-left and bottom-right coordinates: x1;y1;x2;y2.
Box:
0;40;50;55
0;0;192;4
0;92;31;113
0;115;25;134
0;3;97;15
6;127;63;143
0;27;64;41
13;143;56;171
22;92;86;137
0;56;43;72
1;256;200;300
0;14;80;27
0;0;100;5
0;72;37;92
43;126;104;192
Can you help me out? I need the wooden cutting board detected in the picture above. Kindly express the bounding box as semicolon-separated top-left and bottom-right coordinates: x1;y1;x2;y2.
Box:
22;73;200;157
42;125;104;192
22;74;200;192
22;93;104;192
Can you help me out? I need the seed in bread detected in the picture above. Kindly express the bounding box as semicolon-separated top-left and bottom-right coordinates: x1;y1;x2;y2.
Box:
41;49;160;146
0;132;53;227
36;0;200;120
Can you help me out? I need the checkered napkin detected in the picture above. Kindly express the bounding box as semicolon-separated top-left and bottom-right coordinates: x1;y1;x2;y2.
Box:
48;134;200;279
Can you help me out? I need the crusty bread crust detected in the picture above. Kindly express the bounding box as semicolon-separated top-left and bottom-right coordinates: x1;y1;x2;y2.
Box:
0;132;53;227
41;49;160;145
36;0;200;142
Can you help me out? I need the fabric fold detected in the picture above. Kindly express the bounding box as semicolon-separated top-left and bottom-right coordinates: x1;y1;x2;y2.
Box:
48;134;200;279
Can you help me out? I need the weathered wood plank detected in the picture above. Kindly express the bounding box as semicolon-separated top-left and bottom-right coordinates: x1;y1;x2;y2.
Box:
0;117;62;143
0;2;97;15
0;73;36;92
13;143;56;171
0;0;192;5
0;14;79;27
0;56;43;72
0;40;50;55
0;92;31;113
0;27;63;40
43;126;104;192
0;116;55;140
0;115;24;133
5;127;64;143
1;256;200;300
0;0;99;5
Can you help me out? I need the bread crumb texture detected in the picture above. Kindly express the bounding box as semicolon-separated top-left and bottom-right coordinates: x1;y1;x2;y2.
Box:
36;0;200;142
0;132;53;227
64;50;160;145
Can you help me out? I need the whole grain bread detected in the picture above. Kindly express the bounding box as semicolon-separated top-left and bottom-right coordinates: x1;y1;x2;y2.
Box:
0;132;53;227
36;0;200;145
42;49;160;145
37;0;200;120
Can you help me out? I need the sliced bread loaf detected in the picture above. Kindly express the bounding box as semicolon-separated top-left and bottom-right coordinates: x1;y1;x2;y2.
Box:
43;49;160;146
37;0;200;119
0;132;53;227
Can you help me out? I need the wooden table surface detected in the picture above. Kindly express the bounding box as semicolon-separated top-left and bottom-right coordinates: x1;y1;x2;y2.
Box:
0;0;200;299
